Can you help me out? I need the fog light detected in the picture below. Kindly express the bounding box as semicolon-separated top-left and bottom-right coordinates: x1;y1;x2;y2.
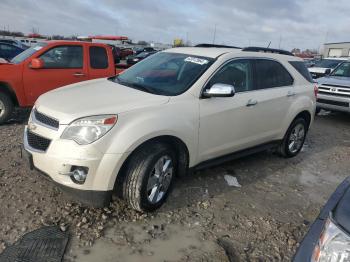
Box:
70;166;88;184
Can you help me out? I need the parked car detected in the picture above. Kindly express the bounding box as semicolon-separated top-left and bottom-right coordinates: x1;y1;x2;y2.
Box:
316;61;350;113
108;45;121;64
0;39;29;49
134;47;155;55
126;50;157;65
0;42;25;61
293;176;350;262
308;58;347;79
22;46;316;212
0;41;117;124
120;48;134;60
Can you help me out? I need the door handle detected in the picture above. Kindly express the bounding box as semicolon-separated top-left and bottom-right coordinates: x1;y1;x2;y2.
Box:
246;99;258;107
73;72;85;77
287;91;296;97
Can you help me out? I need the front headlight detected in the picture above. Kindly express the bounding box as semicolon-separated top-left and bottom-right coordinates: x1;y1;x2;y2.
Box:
61;115;117;145
312;218;350;262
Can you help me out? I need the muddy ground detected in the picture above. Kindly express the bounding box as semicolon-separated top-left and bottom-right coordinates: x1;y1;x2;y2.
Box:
0;109;349;261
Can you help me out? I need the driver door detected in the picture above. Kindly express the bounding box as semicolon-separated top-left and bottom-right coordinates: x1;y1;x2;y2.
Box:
23;44;88;105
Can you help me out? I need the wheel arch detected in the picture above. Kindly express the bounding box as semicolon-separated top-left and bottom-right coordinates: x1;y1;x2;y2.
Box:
113;135;190;197
0;82;19;106
293;110;312;130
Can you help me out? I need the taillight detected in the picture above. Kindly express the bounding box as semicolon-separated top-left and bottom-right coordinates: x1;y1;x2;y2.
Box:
314;84;319;98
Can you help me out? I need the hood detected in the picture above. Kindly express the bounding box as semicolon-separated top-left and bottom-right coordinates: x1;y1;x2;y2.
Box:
317;75;350;88
36;78;170;124
308;67;328;74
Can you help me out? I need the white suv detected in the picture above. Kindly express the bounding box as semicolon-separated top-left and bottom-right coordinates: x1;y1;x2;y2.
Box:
23;45;316;212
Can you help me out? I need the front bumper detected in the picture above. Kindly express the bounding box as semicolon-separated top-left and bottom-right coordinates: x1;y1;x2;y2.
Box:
23;125;128;207
293;177;350;261
317;94;350;113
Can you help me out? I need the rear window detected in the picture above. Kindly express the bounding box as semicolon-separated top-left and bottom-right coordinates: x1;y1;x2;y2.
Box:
289;61;313;83
255;59;294;89
89;46;108;69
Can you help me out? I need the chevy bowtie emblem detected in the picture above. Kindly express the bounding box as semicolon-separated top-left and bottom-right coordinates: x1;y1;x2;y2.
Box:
331;87;337;92
28;122;37;131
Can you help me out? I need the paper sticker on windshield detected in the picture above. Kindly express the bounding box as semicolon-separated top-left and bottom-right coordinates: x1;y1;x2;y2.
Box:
185;57;209;65
33;46;43;51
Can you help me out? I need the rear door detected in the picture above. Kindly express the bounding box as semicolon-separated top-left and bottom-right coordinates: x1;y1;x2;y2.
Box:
23;44;88;104
248;58;295;141
87;45;115;79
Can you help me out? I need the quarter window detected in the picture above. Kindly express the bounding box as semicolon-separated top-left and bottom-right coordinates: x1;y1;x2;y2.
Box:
39;45;83;68
254;59;293;89
89;46;108;69
208;59;253;93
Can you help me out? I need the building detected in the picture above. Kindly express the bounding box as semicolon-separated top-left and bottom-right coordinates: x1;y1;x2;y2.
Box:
323;42;350;58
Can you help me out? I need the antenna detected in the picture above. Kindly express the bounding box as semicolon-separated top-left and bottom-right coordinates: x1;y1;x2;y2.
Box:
212;24;217;44
267;41;271;48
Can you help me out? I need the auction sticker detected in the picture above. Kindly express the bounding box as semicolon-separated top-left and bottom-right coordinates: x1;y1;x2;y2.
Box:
185;57;209;65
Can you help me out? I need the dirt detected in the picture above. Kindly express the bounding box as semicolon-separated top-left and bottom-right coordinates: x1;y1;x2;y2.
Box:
0;109;349;261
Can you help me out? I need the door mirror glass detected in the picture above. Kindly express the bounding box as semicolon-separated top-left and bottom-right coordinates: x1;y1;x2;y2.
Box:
203;83;235;98
30;58;44;69
325;68;331;75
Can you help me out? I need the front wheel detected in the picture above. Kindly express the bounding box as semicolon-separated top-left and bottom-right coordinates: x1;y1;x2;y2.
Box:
122;143;176;212
278;118;307;158
0;93;14;125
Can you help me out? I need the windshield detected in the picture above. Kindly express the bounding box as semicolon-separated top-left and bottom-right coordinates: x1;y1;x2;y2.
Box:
330;62;350;77
113;52;214;96
10;42;47;64
136;51;150;58
313;59;343;69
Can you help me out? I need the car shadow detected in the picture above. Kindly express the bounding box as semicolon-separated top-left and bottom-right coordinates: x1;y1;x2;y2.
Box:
4;108;31;125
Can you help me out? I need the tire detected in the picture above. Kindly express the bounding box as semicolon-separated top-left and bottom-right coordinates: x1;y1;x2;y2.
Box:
315;107;321;115
278;118;307;158
122;143;177;212
0;93;14;125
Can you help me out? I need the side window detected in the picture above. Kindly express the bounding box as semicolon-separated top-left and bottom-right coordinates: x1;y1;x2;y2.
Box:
209;59;253;93
254;59;293;89
89;46;108;69
39;45;83;69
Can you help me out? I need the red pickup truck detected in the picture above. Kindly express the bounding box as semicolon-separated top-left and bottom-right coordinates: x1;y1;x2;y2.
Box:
0;41;118;124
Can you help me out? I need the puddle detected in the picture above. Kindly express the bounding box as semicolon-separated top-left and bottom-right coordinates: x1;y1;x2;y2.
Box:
72;223;217;262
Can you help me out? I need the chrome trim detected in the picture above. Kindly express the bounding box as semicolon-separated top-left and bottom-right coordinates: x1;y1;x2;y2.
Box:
23;127;48;153
200;56;295;98
32;109;59;131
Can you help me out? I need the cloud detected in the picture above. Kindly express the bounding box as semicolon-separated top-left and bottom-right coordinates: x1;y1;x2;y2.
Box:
0;0;349;50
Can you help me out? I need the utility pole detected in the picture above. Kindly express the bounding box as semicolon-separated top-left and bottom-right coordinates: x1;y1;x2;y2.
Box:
212;24;217;44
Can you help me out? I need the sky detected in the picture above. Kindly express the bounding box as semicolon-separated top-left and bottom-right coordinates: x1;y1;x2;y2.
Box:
0;0;349;51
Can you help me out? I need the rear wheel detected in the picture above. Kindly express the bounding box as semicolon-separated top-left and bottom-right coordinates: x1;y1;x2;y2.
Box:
122;143;176;212
0;93;14;124
278;118;307;158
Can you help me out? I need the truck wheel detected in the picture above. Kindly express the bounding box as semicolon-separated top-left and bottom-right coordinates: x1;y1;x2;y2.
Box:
0;93;14;124
123;143;176;212
278;118;307;158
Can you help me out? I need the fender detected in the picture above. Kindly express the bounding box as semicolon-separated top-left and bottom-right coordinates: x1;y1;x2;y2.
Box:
280;94;315;138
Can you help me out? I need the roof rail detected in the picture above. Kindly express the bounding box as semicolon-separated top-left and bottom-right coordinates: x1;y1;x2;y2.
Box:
242;46;294;56
195;43;241;49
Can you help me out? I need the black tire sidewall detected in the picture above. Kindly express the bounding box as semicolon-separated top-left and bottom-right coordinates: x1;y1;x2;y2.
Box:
0;93;13;124
283;118;307;157
139;147;176;211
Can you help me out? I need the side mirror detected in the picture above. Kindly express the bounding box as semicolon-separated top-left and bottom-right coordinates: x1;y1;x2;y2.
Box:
325;69;331;75
29;58;44;69
203;83;235;98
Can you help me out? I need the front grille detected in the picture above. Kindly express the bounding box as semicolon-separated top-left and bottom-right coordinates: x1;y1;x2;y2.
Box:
319;91;350;98
34;109;59;129
27;130;51;152
317;98;349;107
